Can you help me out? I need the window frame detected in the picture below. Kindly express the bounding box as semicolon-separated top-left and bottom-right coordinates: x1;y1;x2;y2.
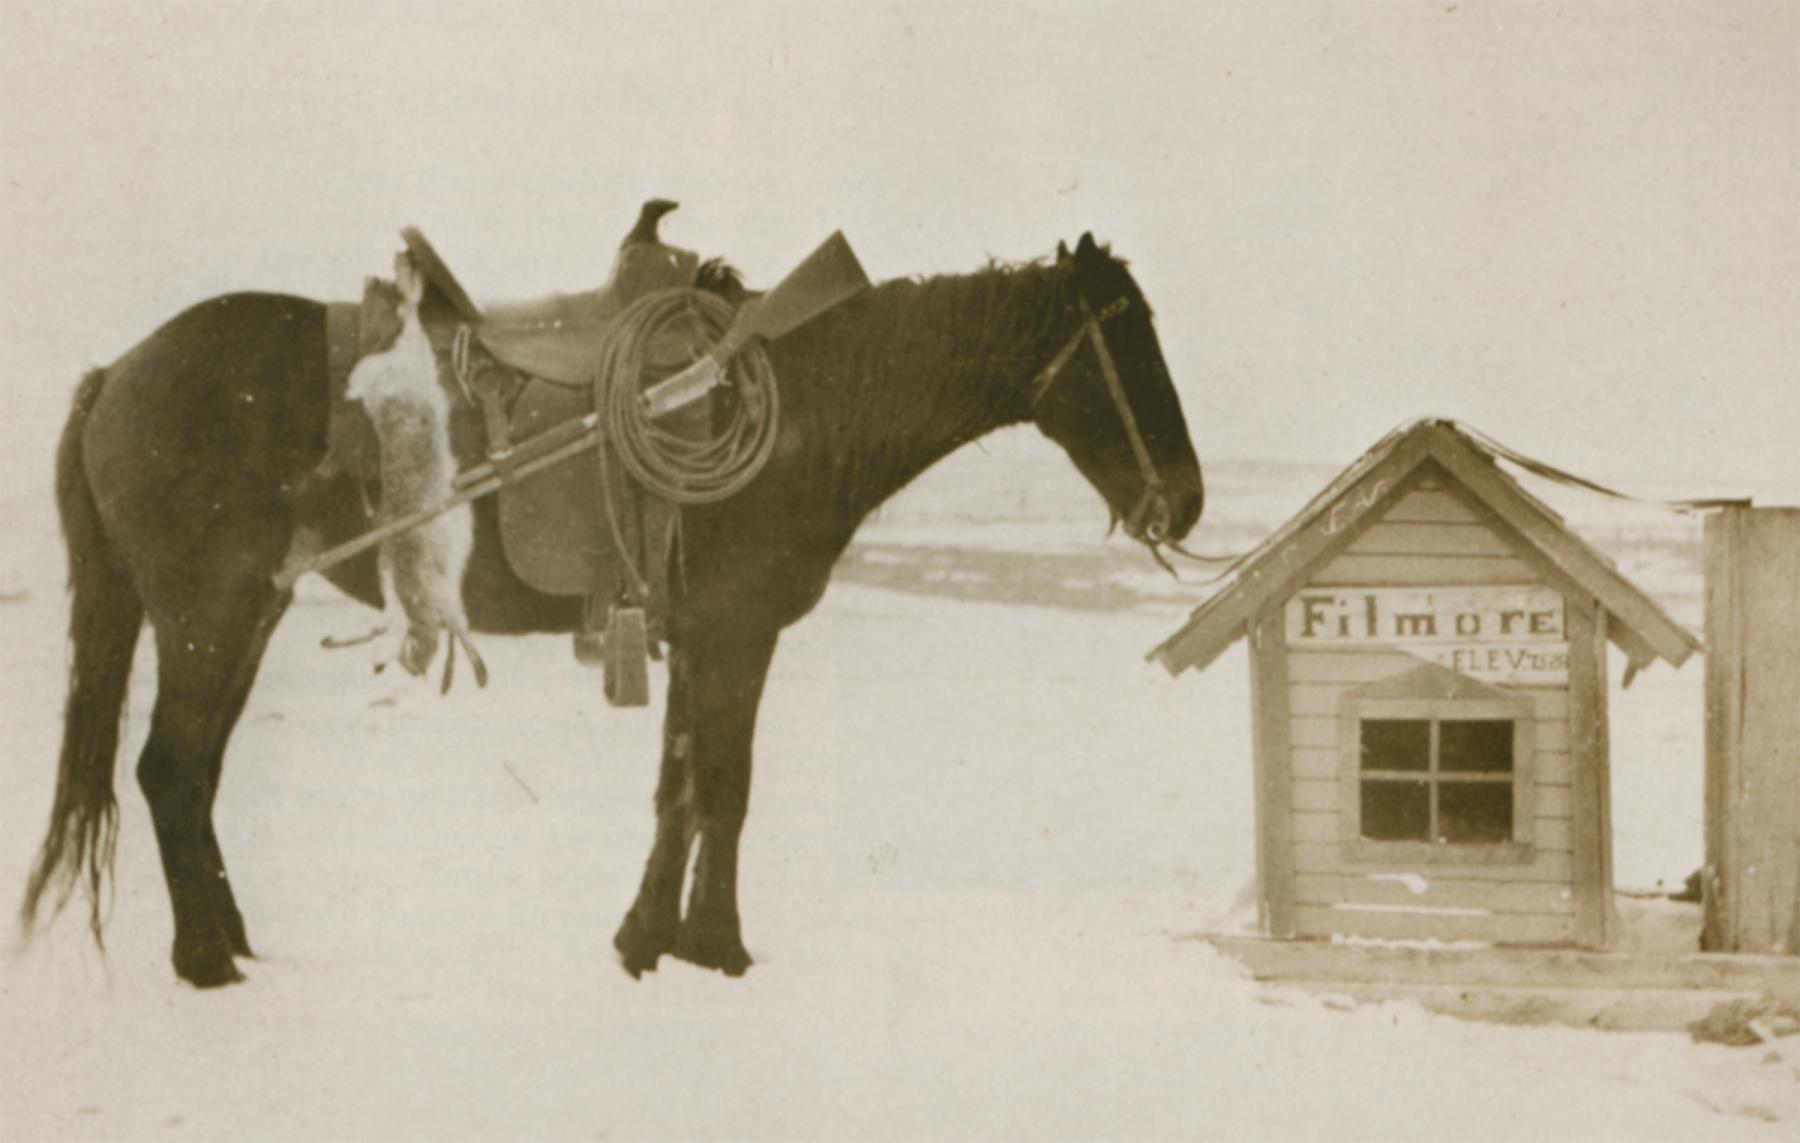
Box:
1337;693;1537;865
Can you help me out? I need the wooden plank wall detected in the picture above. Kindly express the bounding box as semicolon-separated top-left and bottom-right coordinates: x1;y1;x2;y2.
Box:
1568;602;1615;948
1250;607;1298;938
1704;507;1800;955
1285;478;1579;946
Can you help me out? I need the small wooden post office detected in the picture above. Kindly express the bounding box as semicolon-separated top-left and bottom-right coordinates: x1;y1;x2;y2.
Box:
1152;421;1700;948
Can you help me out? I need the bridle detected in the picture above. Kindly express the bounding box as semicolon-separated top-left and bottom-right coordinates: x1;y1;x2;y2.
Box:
1028;294;1173;544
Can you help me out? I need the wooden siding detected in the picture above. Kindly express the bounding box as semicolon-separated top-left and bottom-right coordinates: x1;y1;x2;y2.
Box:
1378;488;1483;525
1280;491;1583;946
1308;554;1541;587
1153;433;1440;676
1250;607;1298;938
1703;507;1800;954
1344;520;1519;558
1568;604;1615;947
1293;844;1575;883
1290;714;1569;752
1291;906;1575;946
1286;683;1567;719
1311;483;1539;586
1291;874;1576;915
1288;795;1574;842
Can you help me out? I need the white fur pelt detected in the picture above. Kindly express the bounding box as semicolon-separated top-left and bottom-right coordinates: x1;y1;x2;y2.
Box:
346;254;487;692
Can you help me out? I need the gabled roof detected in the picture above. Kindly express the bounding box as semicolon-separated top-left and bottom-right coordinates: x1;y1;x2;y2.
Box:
1150;420;1701;678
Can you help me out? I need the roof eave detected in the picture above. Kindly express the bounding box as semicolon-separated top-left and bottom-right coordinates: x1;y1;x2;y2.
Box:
1150;419;1702;677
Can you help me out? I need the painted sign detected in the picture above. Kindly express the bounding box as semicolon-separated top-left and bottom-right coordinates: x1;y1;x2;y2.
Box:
1286;586;1569;684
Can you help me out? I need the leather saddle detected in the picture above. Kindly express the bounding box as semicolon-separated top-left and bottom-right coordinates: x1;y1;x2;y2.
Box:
324;200;712;617
402;197;699;388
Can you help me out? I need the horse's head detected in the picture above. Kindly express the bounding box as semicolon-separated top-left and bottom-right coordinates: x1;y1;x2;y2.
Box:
1030;233;1204;549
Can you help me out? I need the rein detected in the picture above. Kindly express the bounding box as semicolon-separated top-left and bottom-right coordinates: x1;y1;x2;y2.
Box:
1029;295;1171;542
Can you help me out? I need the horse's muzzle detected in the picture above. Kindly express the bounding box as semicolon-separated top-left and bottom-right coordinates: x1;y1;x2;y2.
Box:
1128;482;1202;545
1166;484;1203;540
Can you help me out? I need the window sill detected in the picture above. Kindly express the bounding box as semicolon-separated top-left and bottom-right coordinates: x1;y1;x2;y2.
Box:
1340;839;1537;866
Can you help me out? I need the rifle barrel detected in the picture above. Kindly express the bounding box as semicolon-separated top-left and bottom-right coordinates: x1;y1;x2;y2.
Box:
272;419;601;591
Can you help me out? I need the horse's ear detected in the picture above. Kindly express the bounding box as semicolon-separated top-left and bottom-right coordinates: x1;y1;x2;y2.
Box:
1075;232;1101;262
1056;239;1072;263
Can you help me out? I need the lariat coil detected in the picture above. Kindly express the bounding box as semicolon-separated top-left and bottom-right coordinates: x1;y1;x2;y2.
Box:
593;288;780;505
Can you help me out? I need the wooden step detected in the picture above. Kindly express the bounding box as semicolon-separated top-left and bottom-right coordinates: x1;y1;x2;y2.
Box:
1199;933;1799;1033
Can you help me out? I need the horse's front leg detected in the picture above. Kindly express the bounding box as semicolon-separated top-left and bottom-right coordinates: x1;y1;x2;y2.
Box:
616;626;778;977
677;626;778;975
615;646;700;977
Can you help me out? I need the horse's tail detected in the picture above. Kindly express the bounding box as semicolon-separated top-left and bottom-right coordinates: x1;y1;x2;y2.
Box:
20;369;144;946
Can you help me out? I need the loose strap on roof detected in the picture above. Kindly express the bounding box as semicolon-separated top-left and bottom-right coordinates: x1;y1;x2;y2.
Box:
1449;419;1751;512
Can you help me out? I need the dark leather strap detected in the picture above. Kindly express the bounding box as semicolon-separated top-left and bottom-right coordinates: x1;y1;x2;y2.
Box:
1028;296;1129;406
1027;295;1170;540
1081;296;1166;539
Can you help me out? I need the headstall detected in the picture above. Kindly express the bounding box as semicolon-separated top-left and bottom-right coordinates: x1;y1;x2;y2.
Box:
1028;295;1171;542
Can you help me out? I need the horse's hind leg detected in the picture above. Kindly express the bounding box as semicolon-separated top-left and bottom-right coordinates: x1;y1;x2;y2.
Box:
139;577;288;987
198;599;288;958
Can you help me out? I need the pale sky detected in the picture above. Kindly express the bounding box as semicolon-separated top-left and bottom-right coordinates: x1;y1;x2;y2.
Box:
2;1;1795;500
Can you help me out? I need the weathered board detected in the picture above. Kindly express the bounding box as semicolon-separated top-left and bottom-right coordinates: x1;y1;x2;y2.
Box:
1569;604;1616;948
1202;934;1800;1033
1343;520;1519;558
1250;606;1298;939
1286;585;1571;685
1289;808;1575;850
1291;873;1576;915
1307;553;1542;588
1291;905;1574;945
1704;507;1800;955
1290;715;1570;752
1286;682;1568;717
1293;843;1576;883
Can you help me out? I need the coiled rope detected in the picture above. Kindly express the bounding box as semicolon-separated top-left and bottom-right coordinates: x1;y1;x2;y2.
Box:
593;288;780;505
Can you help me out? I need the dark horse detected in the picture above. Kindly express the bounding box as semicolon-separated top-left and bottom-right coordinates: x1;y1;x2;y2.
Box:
20;232;1202;987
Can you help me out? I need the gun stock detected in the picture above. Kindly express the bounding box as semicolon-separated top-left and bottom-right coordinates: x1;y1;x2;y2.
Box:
641;231;869;418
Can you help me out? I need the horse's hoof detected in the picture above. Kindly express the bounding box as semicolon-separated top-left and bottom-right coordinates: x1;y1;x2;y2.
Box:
174;946;246;989
613;911;674;979
223;919;254;959
617;948;658;979
674;924;753;977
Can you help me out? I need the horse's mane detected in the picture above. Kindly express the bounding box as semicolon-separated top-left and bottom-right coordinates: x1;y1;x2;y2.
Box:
790;257;1081;412
699;246;1138;517
749;254;1108;519
695;257;747;305
709;246;1133;390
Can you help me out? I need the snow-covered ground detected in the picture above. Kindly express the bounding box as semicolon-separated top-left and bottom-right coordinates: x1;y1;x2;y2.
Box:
2;448;1794;1141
